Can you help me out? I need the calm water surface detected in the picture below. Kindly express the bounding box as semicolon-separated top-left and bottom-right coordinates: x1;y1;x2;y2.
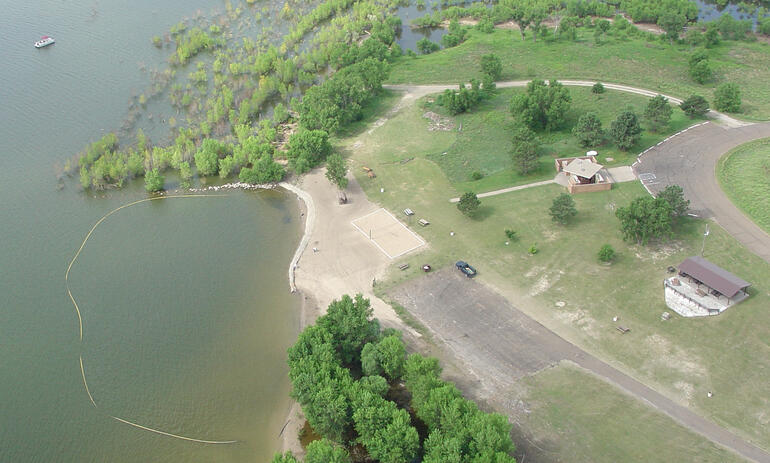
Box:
0;1;302;461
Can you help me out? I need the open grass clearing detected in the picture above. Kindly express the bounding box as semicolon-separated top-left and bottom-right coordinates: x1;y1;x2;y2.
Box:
717;137;770;234
387;28;770;120
347;87;702;196
504;362;746;463
423;86;700;193
339;95;770;452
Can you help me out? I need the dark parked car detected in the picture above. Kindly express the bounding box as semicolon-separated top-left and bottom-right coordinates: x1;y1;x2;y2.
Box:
455;261;477;278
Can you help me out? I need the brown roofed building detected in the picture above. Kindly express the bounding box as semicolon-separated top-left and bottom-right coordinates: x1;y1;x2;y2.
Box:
664;256;750;317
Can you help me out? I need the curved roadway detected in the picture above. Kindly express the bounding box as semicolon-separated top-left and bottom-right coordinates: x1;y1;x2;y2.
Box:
384;80;770;263
384;80;770;461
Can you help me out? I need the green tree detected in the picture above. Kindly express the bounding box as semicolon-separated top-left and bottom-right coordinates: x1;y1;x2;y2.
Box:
144;168;164;192
480;54;503;80
616;196;673;244
179;161;193;189
558;16;578;41
680;95;709;118
416;38;440;54
549;193;577;224
657;12;686;42
689;59;712;84
704;22;720;47
572;112;605;147
610;110;642;151
657;184;690;217
194;139;227;176
714;82;742;112
288;129;333;173
377;335;406;381
511;124;539;174
644;95;673;132
361;342;383;377
271;451;300;463
353;398;419;463
457;192;481;217
592;82;605;94
598;244;615;263
305;439;351;463
510;79;571;131
325;153;349;190
317;294;379;364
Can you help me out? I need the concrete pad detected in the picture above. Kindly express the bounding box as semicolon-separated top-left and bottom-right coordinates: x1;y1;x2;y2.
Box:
607;166;637;183
351;208;425;259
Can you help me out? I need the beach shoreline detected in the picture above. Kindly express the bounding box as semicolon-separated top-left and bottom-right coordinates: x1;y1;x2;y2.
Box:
274;169;413;456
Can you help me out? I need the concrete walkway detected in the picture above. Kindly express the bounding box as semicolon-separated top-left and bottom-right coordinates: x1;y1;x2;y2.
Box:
387;80;770;263
448;179;554;203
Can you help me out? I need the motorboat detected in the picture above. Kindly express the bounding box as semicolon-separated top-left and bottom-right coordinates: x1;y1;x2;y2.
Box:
35;36;55;48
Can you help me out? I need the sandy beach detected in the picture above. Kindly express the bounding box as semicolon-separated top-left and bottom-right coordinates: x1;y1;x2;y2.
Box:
277;168;414;455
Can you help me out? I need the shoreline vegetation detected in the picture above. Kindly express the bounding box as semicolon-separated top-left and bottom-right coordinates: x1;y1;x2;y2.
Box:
60;0;770;461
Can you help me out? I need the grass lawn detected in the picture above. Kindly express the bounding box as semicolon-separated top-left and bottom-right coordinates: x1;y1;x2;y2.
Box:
387;27;770;121
339;95;770;452
509;362;745;463
422;86;700;193
717;137;770;234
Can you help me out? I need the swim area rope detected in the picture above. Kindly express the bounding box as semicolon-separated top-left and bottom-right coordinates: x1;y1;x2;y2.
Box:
65;194;237;445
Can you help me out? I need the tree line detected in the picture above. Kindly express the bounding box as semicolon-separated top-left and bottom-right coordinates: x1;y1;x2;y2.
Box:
273;294;517;463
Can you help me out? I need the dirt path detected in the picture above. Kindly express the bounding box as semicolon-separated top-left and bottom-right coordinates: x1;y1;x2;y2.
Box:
391;269;770;463
383;80;748;127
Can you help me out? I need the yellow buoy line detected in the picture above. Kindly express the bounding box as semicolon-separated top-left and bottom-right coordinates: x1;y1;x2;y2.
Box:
66;194;238;445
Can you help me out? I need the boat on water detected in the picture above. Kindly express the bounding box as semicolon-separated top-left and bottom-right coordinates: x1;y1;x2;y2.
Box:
34;36;55;48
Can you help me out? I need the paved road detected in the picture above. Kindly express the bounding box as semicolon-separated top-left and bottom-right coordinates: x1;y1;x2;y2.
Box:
634;121;770;263
386;80;770;263
391;269;770;463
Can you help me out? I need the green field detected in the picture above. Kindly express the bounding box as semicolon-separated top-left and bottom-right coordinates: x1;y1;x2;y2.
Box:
419;86;700;193
510;362;745;463
717;137;770;234
337;94;770;452
388;28;770;120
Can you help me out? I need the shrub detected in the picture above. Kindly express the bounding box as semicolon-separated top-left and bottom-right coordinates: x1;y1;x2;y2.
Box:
528;244;539;255
592;82;605;94
470;171;484;181
573;112;605;147
680;95;709;118
416;38;440;54
549;193;578;224
480;54;503;80
598;244;615;263
457;192;481;217
689;59;712;84
713;83;741;112
610;110;642;151
504;229;518;241
144;168;164;192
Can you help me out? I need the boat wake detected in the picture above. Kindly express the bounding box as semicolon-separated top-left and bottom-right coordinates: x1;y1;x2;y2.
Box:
66;194;238;445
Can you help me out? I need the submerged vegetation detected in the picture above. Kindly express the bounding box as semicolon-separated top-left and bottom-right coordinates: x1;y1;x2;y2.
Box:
66;0;406;192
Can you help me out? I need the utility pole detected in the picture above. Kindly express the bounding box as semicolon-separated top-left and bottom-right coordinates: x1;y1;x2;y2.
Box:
701;224;710;256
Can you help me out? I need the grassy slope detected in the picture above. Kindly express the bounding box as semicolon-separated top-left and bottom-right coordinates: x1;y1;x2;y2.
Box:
513;362;745;463
423;86;699;193
387;28;770;120
338;97;770;452
717;137;770;234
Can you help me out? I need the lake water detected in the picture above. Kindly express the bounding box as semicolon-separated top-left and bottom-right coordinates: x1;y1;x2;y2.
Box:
0;1;303;461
